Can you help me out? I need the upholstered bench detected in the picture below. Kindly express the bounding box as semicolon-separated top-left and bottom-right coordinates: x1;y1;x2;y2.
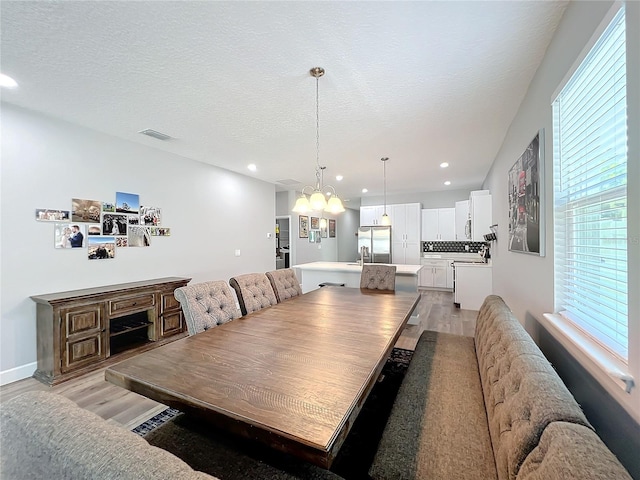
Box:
369;295;632;480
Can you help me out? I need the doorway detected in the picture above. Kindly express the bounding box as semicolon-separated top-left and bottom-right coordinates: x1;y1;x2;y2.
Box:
275;216;292;269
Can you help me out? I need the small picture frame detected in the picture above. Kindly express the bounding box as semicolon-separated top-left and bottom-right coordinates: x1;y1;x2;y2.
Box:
310;216;319;229
329;219;336;238
87;236;116;260
299;216;309;238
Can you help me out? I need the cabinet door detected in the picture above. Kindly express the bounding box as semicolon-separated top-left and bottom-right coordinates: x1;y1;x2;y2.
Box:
404;241;422;265
455;200;470;240
61;304;106;372
438;208;456;240
421;209;439;240
392;241;405;264
471;194;492;241
404;203;422;243
388;205;406;243
419;266;434;287
433;265;448;288
360;206;383;226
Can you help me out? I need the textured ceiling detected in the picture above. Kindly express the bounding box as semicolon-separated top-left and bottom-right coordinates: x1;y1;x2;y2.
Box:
0;1;568;205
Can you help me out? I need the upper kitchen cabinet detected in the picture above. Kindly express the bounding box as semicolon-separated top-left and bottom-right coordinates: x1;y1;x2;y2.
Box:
455;200;470;240
389;203;421;264
469;191;492;241
421;208;455;241
360;205;385;226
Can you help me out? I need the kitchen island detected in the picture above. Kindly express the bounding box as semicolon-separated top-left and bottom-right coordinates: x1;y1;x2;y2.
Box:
292;262;423;325
293;261;423;294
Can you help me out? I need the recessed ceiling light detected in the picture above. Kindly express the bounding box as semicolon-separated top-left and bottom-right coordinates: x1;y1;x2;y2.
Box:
362;188;368;193
0;74;18;89
440;162;449;168
336;175;343;181
444;181;451;186
247;164;257;172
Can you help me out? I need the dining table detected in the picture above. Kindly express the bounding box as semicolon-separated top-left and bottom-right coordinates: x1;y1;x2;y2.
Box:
105;286;420;469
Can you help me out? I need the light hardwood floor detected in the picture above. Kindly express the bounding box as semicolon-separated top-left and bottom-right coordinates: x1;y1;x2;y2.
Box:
0;290;477;429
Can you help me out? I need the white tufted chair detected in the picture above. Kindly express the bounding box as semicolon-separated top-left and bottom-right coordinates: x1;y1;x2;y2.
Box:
229;273;278;316
265;269;302;303
174;281;241;335
360;264;397;291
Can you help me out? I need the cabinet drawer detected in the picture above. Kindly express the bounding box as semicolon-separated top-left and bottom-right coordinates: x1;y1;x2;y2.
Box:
62;305;103;336
161;292;180;312
109;294;155;317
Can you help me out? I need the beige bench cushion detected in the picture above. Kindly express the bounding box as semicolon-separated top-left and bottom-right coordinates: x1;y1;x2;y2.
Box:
0;391;215;480
517;422;632;480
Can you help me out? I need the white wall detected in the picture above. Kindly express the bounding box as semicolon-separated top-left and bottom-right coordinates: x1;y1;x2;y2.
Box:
361;188;474;209
0;104;276;383
337;208;359;262
482;1;639;474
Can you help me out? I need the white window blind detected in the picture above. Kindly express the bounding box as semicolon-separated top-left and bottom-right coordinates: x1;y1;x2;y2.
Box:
552;6;628;360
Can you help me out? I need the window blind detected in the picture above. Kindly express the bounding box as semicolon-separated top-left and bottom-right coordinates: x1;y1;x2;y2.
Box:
552;6;628;360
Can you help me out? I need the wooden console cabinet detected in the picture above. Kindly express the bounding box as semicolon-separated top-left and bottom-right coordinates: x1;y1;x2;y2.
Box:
31;277;191;385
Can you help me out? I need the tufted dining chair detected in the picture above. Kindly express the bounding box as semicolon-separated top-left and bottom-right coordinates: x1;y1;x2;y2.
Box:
229;273;278;316
174;281;241;336
360;264;397;291
265;269;302;303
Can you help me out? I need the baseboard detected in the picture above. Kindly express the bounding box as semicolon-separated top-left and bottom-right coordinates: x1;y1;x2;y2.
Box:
0;362;36;386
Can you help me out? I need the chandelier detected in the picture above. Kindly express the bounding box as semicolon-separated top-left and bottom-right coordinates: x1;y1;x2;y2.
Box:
292;67;345;215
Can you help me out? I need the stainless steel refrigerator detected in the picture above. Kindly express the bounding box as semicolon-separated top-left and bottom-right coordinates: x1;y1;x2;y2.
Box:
357;226;392;263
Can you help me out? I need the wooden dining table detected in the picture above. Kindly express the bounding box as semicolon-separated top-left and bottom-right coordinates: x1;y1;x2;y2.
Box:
105;286;420;469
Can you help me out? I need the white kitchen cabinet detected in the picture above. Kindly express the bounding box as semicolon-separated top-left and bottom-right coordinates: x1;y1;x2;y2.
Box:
455;200;470;240
360;205;385;226
421;208;455;241
419;259;452;289
469;193;492;241
389;203;421;264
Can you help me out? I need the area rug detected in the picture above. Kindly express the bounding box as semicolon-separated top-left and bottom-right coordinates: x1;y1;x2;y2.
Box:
133;347;414;480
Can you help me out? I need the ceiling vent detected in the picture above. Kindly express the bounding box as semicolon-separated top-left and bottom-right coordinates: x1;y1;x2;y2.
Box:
277;179;301;186
139;129;172;141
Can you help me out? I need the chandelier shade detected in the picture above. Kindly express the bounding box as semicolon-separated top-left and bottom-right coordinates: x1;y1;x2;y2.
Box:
292;67;345;215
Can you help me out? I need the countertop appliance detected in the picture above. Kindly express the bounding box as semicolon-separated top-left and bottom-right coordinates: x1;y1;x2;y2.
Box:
357;226;392;263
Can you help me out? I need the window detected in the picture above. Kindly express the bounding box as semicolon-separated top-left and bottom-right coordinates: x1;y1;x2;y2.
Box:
552;6;627;360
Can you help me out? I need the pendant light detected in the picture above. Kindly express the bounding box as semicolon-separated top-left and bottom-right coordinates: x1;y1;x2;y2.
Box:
380;157;391;225
292;67;345;215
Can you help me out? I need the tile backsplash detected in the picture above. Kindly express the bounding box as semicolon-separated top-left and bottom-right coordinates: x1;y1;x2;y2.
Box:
422;241;487;253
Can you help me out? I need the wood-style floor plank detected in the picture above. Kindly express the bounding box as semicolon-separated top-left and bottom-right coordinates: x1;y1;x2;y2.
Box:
0;290;476;430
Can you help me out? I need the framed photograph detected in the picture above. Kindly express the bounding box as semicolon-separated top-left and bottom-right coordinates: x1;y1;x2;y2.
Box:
71;198;101;223
87;236;116;260
54;223;84;249
140;206;162;226
86;224;101;236
116;192;140;214
102;213;127;236
299;216;309;238
36;208;70;222
150;227;171;236
329;219;336;238
508;129;545;256
310;216;319;229
321;226;328;238
128;226;151;247
309;230;321;243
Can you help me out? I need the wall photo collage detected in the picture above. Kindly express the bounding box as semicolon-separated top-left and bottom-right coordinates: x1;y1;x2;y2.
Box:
36;191;170;261
298;215;336;242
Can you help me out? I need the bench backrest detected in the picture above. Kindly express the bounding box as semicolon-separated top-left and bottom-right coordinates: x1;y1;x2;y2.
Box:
475;295;592;480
